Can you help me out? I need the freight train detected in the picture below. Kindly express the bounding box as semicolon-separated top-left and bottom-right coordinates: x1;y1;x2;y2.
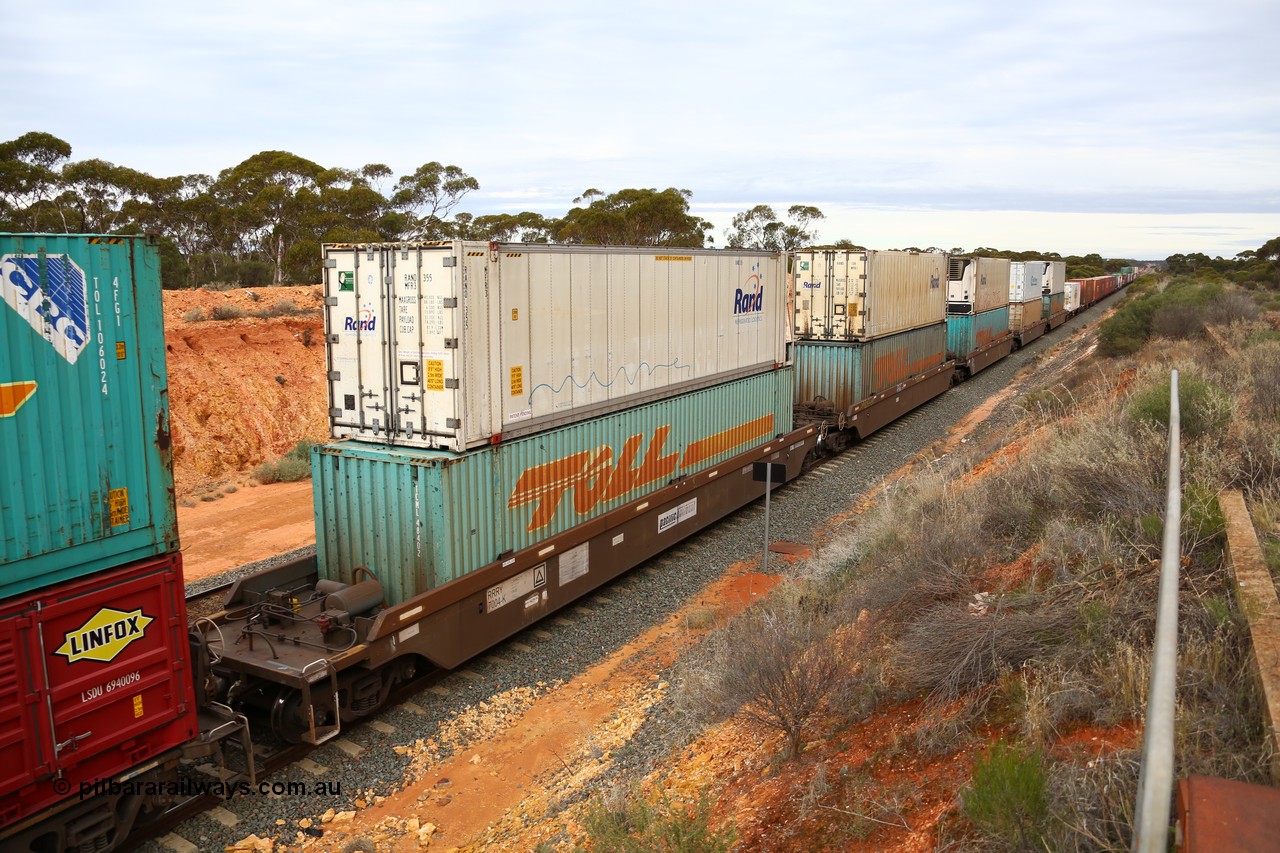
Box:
0;234;1135;852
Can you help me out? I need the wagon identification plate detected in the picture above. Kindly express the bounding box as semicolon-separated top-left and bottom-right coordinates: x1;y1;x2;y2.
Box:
486;563;547;613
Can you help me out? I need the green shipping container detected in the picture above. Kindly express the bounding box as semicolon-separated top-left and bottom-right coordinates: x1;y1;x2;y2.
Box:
946;306;1010;360
313;368;795;605
792;323;948;413
1;234;177;598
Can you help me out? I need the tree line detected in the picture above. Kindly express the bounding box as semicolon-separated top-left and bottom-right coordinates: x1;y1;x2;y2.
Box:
7;130;1272;291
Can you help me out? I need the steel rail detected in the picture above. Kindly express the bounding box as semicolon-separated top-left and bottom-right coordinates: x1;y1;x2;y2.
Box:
1132;370;1181;852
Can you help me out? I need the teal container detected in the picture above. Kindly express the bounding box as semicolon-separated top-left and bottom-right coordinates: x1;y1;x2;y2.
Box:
946;306;1010;360
1042;292;1066;318
1;234;177;598
314;368;795;604
792;323;948;412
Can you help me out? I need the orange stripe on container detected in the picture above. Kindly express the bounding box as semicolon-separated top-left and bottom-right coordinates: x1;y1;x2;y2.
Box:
682;415;774;466
0;381;37;417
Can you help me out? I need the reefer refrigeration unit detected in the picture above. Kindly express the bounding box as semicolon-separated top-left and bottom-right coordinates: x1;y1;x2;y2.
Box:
947;256;1011;315
322;242;787;452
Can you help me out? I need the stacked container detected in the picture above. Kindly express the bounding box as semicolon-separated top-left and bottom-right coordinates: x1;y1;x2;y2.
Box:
792;249;947;340
1007;261;1047;336
0;234;196;837
947;256;1010;316
324;242;789;452
792;249;954;429
317;242;797;603
0;234;178;597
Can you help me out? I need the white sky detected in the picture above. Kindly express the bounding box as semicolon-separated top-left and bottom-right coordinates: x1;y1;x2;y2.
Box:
4;0;1278;260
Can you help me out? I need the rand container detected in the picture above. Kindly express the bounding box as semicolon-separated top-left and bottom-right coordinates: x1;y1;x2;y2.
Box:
313;367;795;605
947;256;1011;315
791;322;948;412
322;242;787;452
0;553;197;831
0;234;177;599
792;249;947;341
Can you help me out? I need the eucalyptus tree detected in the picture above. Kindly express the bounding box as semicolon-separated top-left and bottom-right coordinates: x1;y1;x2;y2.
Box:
555;187;712;246
724;204;824;251
210;150;328;284
391;162;480;239
0;131;72;230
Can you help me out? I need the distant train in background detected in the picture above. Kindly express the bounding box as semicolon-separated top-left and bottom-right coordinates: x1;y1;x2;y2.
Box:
0;233;1135;853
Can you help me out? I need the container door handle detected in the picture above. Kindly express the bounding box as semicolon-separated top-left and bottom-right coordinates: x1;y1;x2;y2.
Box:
56;731;93;754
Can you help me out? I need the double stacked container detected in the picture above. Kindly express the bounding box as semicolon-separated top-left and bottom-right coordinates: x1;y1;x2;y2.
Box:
791;249;952;431
0;234;195;836
1008;261;1048;335
944;257;1012;372
317;242;796;602
1034;260;1068;328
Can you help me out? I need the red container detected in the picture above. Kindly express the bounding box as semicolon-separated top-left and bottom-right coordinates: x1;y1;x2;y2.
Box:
0;553;196;833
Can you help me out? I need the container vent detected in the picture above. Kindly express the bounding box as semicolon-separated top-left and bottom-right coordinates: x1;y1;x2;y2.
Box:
948;258;966;281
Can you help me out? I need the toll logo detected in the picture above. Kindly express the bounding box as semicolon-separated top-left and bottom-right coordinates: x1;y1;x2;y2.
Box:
55;607;153;664
1;253;90;365
733;262;765;323
344;302;377;333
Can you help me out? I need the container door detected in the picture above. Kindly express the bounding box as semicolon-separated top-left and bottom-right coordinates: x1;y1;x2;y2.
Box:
36;557;191;778
387;245;466;447
326;246;396;440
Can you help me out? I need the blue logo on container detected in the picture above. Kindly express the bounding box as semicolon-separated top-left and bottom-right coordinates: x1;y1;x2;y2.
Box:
344;302;377;333
733;262;765;324
1;253;90;364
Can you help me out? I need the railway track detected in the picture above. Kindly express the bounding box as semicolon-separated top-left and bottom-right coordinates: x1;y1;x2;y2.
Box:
137;302;1114;851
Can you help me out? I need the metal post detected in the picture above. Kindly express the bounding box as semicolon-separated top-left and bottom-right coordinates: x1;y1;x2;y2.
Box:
762;462;773;574
1132;370;1182;852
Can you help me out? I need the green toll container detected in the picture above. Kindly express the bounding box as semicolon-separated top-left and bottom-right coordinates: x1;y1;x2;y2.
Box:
1;234;177;598
312;368;795;605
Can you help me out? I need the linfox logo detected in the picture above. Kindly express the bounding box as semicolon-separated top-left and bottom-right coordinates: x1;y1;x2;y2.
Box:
55;607;153;664
1;253;90;364
733;262;765;319
344;302;377;333
507;415;775;531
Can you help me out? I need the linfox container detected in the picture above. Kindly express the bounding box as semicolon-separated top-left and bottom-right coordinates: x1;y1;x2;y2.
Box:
0;553;197;831
313;368;795;605
322;242;787;453
792;249;946;341
1064;281;1082;313
0;234;177;599
946;307;1010;361
792;323;948;413
947;256;1011;315
1008;299;1045;332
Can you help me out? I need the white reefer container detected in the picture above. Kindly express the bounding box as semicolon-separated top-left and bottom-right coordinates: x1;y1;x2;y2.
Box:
1064;280;1082;313
947;256;1011;315
323;242;788;451
1009;261;1042;301
1029;260;1066;295
792;249;946;341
